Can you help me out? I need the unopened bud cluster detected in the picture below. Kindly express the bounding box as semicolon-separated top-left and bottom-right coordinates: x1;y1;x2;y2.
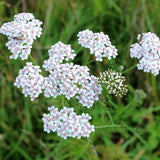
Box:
0;13;42;60
77;29;118;61
42;106;95;139
99;69;128;97
130;32;160;76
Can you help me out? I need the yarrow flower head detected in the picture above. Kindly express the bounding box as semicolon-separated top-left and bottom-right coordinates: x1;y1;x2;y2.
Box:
43;42;102;108
130;32;160;76
75;75;102;107
43;63;102;108
48;41;76;63
77;29;118;61
42;106;95;139
0;12;42;60
14;62;44;101
99;69;128;97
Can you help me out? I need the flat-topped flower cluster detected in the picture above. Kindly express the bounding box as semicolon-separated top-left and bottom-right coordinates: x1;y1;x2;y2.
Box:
42;106;95;139
43;42;102;107
130;32;160;76
14;41;102;108
0;13;42;60
77;29;118;61
14;62;44;101
43;62;101;108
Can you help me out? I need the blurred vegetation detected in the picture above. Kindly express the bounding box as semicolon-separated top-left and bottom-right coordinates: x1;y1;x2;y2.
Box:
0;0;160;159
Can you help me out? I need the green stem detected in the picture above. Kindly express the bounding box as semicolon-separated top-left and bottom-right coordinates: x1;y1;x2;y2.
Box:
86;58;96;66
105;108;114;125
151;74;158;104
95;124;120;129
122;63;137;74
84;52;96;66
29;54;37;66
61;95;64;107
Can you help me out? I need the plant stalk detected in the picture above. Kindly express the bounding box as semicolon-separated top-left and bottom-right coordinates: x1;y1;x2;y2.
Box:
122;63;137;74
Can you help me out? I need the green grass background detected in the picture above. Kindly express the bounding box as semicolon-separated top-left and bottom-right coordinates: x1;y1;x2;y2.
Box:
0;0;160;159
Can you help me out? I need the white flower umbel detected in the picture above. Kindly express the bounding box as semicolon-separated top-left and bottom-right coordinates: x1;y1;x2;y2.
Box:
14;62;44;101
77;29;118;61
48;41;76;63
0;13;42;60
76;75;102;108
43;63;89;99
43;42;102;108
99;69;128;97
130;32;160;76
43;62;102;108
42;106;95;139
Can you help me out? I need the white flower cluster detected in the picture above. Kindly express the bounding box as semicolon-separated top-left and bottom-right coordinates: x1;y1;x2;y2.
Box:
77;29;118;61
130;32;160;76
75;75;101;107
48;41;76;63
0;13;42;60
42;106;95;139
99;69;128;97
43;42;102;108
14;62;44;101
43;63;89;99
13;42;101;107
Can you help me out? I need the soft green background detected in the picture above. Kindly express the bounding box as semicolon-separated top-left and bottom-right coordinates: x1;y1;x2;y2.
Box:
0;0;160;159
